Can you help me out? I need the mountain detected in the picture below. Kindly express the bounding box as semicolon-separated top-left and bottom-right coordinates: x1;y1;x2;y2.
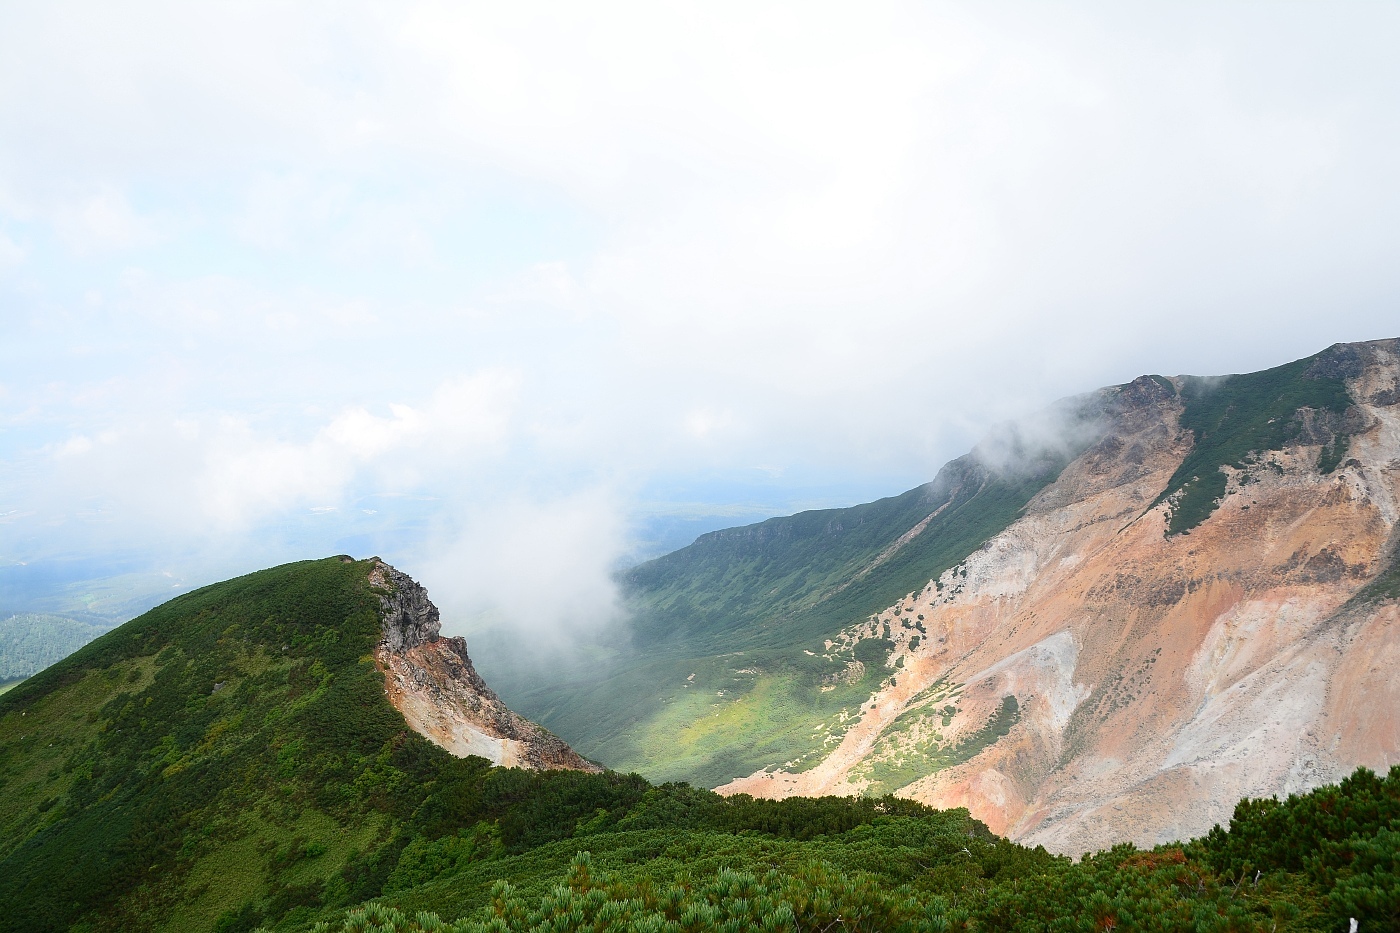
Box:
491;338;1400;854
0;611;115;686
0;557;593;932
3;449;1398;931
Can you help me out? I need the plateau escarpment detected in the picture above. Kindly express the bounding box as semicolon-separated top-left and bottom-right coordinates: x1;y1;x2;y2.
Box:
372;560;598;771
493;338;1400;855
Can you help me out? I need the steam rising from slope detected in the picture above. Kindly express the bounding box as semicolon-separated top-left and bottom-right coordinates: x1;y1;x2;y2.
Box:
969;392;1111;480
415;492;627;648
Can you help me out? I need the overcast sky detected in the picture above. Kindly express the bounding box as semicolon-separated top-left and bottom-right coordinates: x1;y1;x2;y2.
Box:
2;2;1398;635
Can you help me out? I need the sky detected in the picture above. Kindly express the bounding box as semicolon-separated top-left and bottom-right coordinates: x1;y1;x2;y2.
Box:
2;2;1399;638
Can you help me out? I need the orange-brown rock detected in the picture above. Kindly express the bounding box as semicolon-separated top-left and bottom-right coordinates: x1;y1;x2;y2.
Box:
370;560;599;772
719;339;1400;854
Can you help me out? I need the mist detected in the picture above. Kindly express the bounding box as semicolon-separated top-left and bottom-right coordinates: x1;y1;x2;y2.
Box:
3;3;1400;641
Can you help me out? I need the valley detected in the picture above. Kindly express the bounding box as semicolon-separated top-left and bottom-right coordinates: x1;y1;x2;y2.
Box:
489;339;1400;853
2;339;1399;932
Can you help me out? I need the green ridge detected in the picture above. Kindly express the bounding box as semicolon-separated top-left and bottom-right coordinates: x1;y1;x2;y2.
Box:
0;557;407;932
1156;352;1353;535
622;454;1061;651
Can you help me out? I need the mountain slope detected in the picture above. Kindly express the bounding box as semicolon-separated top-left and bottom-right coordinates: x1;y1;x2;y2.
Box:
494;398;1114;787
715;339;1400;851
494;339;1400;853
0;611;114;684
0;557;592;933
297;765;1400;933
27;552;1372;933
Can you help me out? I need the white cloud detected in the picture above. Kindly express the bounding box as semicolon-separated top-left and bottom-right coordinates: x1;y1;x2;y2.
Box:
0;231;25;266
2;2;1400;620
53;189;162;253
415;489;626;646
26;371;519;542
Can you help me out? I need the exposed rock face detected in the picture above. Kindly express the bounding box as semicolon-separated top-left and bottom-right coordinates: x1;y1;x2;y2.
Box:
373;562;441;653
719;339;1400;854
370;560;599;772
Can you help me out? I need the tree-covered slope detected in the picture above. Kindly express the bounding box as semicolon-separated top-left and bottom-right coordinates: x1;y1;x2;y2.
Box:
0;611;113;684
0;558;410;931
304;766;1400;932
0;557;628;933
1154;348;1356;534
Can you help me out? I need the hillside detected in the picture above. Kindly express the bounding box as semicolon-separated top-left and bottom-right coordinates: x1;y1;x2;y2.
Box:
0;557;591;933
490;397;1106;788
304;765;1400;933
490;339;1400;853
2;559;1397;932
0;611;114;685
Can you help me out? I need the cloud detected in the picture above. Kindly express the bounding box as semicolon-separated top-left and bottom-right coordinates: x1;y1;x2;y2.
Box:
0;231;25;266
53;189;162;254
27;371;519;548
414;489;626;646
2;2;1400;623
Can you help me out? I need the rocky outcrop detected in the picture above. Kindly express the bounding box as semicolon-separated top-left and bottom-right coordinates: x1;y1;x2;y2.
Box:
370;560;599;772
371;561;441;652
718;339;1400;854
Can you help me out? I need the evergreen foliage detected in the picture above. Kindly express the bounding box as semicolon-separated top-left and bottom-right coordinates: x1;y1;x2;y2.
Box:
1156;354;1353;535
293;768;1400;933
1201;766;1400;930
1317;433;1350;475
0;611;112;682
3;557;1395;933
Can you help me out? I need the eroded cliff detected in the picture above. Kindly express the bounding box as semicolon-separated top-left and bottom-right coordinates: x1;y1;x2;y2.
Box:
371;561;599;772
718;339;1400;853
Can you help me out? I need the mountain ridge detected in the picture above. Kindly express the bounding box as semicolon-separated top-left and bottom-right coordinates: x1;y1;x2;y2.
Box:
0;556;593;932
485;338;1400;854
713;338;1400;850
3;342;1399;931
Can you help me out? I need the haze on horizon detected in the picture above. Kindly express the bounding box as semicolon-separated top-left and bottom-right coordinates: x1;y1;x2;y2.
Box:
2;2;1399;641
